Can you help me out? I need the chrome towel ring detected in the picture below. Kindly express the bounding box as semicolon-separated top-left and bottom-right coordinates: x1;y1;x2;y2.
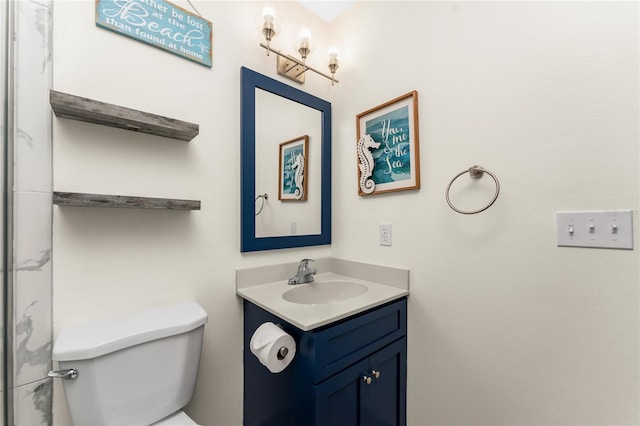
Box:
255;193;268;216
445;165;500;215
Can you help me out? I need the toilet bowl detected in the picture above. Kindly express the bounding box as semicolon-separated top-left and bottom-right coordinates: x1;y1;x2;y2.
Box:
50;301;208;426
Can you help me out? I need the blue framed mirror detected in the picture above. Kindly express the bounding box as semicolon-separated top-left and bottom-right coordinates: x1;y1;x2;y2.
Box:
241;67;331;252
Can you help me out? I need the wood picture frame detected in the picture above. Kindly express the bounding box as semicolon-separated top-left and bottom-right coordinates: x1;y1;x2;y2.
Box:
356;91;420;196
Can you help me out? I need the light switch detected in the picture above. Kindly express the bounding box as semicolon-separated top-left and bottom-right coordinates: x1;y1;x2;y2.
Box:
556;210;633;249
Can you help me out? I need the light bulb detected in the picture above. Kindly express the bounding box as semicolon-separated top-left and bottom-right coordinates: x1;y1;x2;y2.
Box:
262;7;275;24
328;46;339;62
299;29;311;44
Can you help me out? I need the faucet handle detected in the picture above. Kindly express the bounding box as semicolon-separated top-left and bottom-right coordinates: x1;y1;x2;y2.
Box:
299;258;315;269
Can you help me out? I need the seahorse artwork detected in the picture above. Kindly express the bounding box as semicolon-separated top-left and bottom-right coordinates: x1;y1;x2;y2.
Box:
291;152;305;200
357;134;381;194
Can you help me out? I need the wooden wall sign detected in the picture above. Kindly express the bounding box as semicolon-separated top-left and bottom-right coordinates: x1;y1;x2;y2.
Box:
95;0;213;68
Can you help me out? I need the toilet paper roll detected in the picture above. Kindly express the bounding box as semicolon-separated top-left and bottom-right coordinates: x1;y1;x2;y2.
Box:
249;322;296;373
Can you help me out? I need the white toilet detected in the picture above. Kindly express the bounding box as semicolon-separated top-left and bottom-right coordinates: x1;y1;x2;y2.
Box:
50;301;208;426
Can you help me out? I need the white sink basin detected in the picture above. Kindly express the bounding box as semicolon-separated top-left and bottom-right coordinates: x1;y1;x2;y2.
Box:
283;280;368;304
236;264;410;330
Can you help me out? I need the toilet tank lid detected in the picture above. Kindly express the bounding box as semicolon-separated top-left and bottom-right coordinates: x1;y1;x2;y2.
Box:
52;301;208;361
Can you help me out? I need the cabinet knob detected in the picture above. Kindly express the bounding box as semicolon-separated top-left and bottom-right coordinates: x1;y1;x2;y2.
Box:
371;370;381;379
362;375;372;385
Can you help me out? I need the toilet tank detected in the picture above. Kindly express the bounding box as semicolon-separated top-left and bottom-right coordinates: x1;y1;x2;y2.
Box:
52;301;208;426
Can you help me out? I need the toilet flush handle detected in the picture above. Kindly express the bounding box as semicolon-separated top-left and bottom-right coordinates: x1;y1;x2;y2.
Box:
47;368;78;380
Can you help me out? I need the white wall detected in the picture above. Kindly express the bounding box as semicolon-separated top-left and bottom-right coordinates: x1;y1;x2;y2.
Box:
51;1;332;425
331;1;639;425
51;1;639;425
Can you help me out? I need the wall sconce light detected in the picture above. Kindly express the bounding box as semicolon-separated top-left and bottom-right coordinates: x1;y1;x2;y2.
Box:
261;7;276;56
328;46;339;86
298;29;312;63
260;8;339;85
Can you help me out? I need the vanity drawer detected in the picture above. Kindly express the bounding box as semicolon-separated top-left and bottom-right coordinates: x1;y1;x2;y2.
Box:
307;298;406;384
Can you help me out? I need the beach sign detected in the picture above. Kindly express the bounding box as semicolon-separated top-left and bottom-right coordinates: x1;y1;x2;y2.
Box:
96;0;213;67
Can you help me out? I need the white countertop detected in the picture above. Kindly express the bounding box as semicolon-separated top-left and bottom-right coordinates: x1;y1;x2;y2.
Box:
236;259;410;331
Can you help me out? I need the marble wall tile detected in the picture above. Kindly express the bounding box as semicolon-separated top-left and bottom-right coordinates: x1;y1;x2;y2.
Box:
14;0;52;194
30;0;52;9
7;0;54;424
14;378;52;426
13;191;52;387
1;0;7;393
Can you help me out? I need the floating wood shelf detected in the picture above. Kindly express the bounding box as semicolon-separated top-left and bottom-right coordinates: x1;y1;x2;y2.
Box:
50;90;199;142
53;192;201;210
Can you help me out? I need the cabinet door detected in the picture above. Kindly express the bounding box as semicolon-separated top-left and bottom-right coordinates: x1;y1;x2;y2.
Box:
362;337;407;426
313;356;368;426
314;338;406;426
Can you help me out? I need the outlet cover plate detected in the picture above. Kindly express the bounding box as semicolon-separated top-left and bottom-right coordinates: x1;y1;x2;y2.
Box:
379;224;392;246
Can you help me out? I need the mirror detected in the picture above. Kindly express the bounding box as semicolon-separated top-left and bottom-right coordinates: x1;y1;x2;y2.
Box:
241;67;331;252
255;89;322;237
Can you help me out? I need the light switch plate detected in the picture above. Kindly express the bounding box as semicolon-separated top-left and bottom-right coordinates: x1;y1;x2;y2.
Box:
556;210;633;250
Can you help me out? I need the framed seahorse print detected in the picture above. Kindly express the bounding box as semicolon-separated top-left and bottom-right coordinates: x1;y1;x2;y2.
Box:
278;135;309;201
356;91;420;196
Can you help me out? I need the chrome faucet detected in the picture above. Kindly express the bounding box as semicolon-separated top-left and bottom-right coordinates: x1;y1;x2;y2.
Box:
288;259;317;285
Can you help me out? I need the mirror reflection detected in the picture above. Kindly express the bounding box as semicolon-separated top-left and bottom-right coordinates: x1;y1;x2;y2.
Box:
240;67;331;252
255;88;322;238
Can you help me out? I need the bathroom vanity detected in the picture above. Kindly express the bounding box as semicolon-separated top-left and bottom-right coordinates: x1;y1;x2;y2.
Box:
237;258;409;426
243;297;406;425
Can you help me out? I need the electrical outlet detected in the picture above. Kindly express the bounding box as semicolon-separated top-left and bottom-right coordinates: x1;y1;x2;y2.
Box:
379;224;392;246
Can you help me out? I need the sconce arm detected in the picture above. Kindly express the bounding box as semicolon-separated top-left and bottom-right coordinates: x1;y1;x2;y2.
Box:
259;43;339;84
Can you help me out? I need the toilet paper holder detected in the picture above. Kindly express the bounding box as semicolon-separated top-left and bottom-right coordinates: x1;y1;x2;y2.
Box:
273;323;289;360
277;347;289;360
250;321;296;373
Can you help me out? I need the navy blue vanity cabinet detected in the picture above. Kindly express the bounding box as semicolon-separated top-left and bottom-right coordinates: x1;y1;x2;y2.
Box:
243;298;407;426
